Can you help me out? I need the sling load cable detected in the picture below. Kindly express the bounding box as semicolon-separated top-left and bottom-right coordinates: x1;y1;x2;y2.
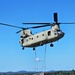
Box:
42;44;47;72
42;32;48;72
34;46;47;72
34;49;38;71
44;44;47;72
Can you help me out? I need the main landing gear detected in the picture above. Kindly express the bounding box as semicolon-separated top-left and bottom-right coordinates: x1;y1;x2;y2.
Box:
22;47;24;50
50;43;54;47
33;47;35;50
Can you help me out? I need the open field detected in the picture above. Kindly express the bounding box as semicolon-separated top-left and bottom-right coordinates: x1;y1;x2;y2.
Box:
0;70;75;75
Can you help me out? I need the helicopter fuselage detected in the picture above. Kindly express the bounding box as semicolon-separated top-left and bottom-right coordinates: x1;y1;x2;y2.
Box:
19;24;65;48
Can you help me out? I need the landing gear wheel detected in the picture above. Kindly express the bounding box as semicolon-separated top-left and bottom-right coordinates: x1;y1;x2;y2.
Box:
50;43;54;47
33;48;35;50
22;47;24;50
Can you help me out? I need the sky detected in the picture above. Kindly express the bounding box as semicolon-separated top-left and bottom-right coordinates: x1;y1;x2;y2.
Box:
0;0;75;72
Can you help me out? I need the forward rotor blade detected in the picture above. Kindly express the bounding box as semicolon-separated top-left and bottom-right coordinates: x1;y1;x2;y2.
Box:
23;23;50;24
0;23;24;29
59;22;75;24
54;13;58;23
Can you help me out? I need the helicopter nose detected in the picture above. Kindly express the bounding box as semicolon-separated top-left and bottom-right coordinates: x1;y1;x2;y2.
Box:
61;32;65;37
63;32;65;35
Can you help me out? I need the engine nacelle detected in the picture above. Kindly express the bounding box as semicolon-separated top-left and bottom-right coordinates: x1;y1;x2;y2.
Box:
20;29;32;38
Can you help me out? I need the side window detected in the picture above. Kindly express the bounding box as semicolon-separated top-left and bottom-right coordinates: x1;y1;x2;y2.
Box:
32;38;33;40
48;31;51;36
37;36;39;38
26;39;28;42
42;34;44;36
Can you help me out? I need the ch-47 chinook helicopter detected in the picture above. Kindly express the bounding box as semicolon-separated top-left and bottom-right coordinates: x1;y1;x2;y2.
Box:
0;12;75;50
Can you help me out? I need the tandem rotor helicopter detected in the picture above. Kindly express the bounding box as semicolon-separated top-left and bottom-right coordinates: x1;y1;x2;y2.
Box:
0;12;75;50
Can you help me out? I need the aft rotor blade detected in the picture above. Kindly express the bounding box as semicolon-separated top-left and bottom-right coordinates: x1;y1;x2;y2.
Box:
0;23;24;29
16;24;51;33
23;23;50;24
16;30;22;34
28;24;52;29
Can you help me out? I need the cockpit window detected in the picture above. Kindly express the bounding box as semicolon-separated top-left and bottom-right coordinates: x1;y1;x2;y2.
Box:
57;30;61;32
54;30;61;35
